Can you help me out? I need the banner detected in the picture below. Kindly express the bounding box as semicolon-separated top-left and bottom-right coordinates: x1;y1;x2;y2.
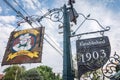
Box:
2;27;44;65
76;36;111;78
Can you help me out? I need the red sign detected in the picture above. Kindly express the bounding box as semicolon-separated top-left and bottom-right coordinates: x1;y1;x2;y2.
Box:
2;27;45;65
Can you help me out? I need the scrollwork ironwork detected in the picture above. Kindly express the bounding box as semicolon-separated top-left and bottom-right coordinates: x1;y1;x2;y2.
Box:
81;52;120;80
37;8;63;23
101;53;120;79
17;7;64;26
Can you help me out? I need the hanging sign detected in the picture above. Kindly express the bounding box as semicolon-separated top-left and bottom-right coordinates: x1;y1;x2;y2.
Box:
2;27;45;65
76;36;111;77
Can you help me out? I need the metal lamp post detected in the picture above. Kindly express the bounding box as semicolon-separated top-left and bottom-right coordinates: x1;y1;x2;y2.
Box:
63;5;74;80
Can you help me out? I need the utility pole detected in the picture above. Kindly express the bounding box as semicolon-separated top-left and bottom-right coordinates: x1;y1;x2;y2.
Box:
63;4;74;80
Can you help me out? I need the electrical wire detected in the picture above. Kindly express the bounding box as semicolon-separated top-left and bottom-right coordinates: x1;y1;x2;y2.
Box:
31;0;59;33
31;0;43;14
13;0;42;27
13;0;30;16
44;37;63;56
4;0;18;13
45;33;63;52
13;0;36;28
4;0;34;28
31;0;63;52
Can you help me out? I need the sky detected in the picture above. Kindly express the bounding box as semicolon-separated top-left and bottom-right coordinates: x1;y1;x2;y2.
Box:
0;0;120;78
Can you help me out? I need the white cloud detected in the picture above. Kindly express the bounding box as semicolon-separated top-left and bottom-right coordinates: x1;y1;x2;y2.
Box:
22;0;38;10
0;16;16;24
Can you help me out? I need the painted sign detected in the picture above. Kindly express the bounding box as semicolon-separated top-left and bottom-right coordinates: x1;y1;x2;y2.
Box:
76;36;111;78
2;27;44;65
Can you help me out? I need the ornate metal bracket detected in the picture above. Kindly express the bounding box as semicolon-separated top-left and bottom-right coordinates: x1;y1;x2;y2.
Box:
101;52;120;79
16;7;64;27
71;13;110;37
37;8;63;23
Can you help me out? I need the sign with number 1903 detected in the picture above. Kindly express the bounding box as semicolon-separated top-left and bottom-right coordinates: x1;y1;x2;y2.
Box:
76;36;111;77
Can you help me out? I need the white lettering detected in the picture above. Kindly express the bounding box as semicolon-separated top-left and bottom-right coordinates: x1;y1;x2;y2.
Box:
79;40;106;46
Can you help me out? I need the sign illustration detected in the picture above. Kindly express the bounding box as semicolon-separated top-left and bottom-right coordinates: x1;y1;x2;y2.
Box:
13;33;33;51
2;27;45;65
76;36;111;78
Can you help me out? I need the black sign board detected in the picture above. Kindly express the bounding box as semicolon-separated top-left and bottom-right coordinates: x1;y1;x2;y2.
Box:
76;36;111;78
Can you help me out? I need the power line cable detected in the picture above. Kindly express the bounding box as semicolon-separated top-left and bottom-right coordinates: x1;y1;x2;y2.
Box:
31;0;43;14
13;0;30;16
44;37;63;56
31;0;59;32
4;0;34;28
31;0;63;52
13;0;41;26
31;0;63;51
13;0;40;28
45;33;63;52
4;0;18;13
